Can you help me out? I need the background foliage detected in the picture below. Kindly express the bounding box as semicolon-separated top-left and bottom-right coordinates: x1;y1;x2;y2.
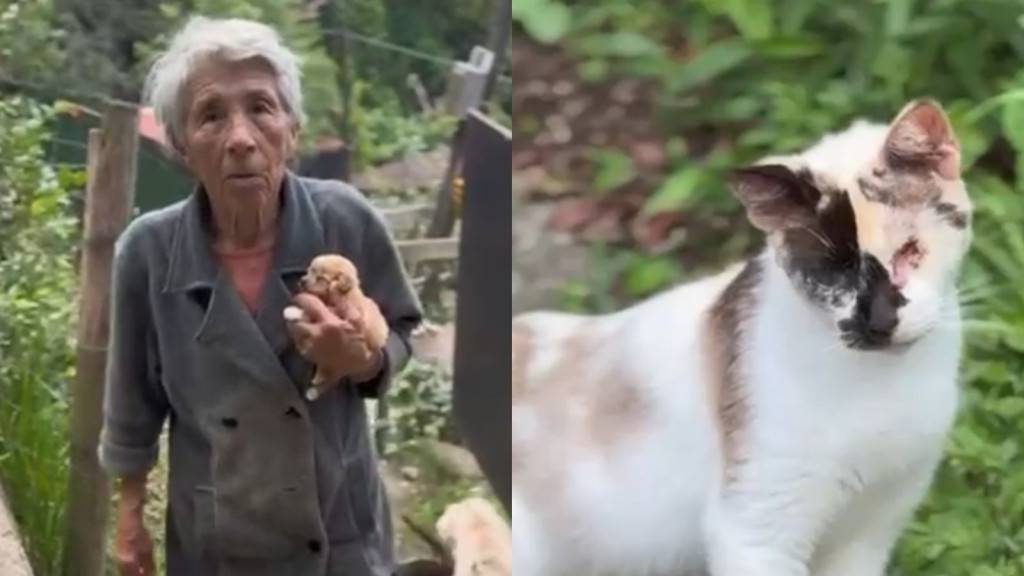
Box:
0;97;81;576
514;0;1024;574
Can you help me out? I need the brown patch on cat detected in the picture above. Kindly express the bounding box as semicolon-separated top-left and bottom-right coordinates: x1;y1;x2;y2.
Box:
703;259;763;484
857;174;943;208
516;325;650;457
511;318;651;531
589;361;648;447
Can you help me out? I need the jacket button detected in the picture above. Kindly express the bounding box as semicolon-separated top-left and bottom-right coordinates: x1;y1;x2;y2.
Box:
221;417;238;429
307;539;322;554
285;406;301;419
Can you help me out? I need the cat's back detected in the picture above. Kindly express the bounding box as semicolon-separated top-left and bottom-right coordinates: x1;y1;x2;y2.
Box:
511;263;745;576
512;260;744;413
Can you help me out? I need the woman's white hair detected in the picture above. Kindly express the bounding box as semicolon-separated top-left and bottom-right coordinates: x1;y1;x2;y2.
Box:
143;15;305;153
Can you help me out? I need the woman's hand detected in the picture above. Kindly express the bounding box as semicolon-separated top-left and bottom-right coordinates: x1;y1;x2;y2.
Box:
287;293;383;384
114;505;155;576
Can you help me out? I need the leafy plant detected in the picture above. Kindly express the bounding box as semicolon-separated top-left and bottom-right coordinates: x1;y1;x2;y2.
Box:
512;0;573;45
381;358;456;455
0;96;81;576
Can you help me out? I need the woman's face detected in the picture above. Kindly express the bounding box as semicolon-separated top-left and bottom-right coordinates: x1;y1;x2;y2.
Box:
180;56;297;237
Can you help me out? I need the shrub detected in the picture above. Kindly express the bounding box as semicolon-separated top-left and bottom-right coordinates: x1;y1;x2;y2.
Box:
0;96;81;575
381;358;456;455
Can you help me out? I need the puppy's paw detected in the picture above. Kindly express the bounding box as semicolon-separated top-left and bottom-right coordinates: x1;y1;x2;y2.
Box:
283;305;305;323
306;367;335;401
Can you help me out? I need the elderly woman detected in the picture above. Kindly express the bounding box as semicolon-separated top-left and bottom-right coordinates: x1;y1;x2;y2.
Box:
97;15;423;576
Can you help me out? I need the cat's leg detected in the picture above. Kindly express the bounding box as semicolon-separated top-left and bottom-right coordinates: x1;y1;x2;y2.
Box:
812;463;937;576
511;492;553;576
703;461;846;576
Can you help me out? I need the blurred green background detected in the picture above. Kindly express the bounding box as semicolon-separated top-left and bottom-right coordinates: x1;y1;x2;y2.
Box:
512;1;1024;574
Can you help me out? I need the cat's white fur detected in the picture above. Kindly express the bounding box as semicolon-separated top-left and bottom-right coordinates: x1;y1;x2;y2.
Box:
512;112;965;576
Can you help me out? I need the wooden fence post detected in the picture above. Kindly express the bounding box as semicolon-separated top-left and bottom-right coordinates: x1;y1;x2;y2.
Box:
63;102;139;576
450;110;512;516
431;46;495;235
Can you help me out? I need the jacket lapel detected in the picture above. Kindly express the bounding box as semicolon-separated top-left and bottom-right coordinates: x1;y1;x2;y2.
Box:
162;172;326;395
255;173;327;357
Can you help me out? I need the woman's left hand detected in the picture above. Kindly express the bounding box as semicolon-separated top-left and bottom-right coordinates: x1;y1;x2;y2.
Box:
287;293;383;383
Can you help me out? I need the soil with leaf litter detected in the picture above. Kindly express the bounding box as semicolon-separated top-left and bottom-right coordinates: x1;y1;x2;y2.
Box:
511;32;756;306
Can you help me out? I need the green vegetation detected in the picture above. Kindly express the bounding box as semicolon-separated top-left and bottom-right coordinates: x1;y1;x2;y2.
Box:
514;0;1024;574
0;97;81;576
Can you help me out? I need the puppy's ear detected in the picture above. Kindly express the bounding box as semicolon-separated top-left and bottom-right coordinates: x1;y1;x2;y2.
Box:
727;164;821;233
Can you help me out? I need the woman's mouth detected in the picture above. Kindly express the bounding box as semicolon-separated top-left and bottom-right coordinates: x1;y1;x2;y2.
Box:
225;173;265;189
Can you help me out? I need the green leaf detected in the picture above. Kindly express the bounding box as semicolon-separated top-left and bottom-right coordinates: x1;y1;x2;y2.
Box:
945;101;992;169
884;0;915;38
778;0;820;35
1002;97;1024;154
722;0;775;41
589;149;636;194
668;38;753;94
991;398;1024;419
752;35;826;58
573;32;665;58
578;59;610;83
517;1;572;45
644;168;706;214
624;256;683;297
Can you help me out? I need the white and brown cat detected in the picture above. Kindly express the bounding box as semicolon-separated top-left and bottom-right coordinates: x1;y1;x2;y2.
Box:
511;99;972;576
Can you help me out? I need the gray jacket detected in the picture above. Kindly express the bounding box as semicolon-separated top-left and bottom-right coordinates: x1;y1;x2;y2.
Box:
98;172;423;576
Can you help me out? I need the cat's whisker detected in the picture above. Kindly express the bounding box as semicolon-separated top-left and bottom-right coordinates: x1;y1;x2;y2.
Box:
797;225;837;255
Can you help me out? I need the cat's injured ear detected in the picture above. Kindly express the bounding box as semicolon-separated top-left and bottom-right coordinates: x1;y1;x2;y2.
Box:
728;164;821;233
883;99;961;180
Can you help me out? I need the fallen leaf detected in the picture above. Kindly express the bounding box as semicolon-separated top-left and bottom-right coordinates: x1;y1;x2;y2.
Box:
547;197;603;232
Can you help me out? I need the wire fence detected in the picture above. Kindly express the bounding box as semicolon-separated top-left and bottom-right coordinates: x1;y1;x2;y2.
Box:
0;23;509;109
1;18;508;204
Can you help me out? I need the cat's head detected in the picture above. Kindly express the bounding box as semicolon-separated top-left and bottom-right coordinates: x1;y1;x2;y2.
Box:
728;99;972;351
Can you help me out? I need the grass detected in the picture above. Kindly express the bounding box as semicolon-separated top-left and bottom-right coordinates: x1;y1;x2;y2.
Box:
0;234;79;576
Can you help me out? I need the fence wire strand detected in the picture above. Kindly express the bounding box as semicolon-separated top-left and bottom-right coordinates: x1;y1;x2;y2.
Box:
0;24;511;115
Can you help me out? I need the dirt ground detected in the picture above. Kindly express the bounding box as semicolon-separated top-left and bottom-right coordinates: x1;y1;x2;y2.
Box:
0;484;33;576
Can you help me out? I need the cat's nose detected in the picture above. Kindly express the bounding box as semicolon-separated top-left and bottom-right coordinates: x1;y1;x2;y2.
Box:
868;308;898;336
867;291;902;336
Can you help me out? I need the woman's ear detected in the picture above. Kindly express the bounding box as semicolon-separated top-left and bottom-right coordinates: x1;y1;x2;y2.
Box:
176;144;194;172
287;123;300;156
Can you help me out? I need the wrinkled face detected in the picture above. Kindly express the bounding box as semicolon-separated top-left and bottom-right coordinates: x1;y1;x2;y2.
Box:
180;56;297;230
730;100;972;351
300;255;359;298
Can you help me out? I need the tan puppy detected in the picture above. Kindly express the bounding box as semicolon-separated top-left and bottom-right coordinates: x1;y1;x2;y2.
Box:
435;497;511;576
284;254;389;400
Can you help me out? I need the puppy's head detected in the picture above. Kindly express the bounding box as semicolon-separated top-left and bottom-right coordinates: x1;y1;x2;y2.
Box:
299;254;360;299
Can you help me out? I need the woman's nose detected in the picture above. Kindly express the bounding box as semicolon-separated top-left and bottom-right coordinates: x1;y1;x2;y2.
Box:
225;117;257;155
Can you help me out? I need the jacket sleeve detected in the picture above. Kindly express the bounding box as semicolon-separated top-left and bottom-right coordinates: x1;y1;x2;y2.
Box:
97;223;170;477
350;204;424;399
